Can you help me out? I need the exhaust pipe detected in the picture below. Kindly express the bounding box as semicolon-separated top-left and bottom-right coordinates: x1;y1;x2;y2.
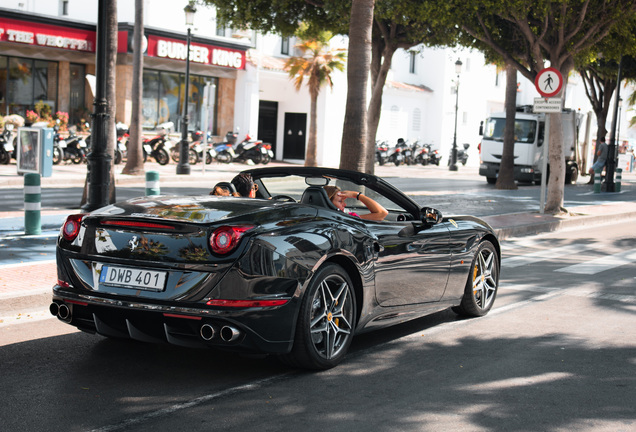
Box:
57;304;71;321
220;326;240;342
49;302;59;317
199;324;217;341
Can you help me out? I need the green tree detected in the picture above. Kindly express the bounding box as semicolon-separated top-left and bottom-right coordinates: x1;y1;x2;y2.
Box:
285;31;346;166
448;0;636;213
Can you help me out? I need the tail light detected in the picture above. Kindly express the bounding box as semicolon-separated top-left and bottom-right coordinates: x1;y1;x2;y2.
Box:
264;143;271;150
209;225;254;255
62;214;85;241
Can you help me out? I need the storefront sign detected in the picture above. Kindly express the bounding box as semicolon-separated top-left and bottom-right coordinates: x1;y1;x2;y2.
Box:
147;35;245;70
0;17;95;52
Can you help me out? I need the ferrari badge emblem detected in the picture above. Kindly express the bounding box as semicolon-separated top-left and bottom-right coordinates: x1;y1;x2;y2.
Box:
128;235;139;251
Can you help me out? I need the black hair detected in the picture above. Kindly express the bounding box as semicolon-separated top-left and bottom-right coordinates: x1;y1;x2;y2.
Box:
231;173;254;197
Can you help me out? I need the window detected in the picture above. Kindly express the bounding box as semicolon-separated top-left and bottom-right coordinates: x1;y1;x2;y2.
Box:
60;0;69;16
409;52;416;74
281;37;290;55
142;69;218;133
390;105;399;129
0;56;58;117
216;25;226;37
412;108;421;132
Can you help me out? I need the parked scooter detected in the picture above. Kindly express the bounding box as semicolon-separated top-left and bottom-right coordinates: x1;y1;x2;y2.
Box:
63;126;87;164
190;130;219;165
233;132;273;164
375;140;389;166
0;123;16;165
143;122;173;165
114;122;129;165
388;138;410;166
52;123;65;165
448;143;470;166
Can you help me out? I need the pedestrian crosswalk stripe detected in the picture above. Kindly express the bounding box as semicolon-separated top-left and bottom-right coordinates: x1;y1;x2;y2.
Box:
555;249;636;275
502;243;603;268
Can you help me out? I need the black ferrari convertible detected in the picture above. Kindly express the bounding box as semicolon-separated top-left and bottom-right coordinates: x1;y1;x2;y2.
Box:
52;166;500;369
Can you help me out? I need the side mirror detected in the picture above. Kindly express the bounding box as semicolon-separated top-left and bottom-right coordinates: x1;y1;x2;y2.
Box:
478;121;484;136
421;207;442;225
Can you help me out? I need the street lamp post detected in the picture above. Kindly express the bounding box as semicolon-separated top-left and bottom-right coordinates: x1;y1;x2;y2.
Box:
449;58;462;172
176;3;196;175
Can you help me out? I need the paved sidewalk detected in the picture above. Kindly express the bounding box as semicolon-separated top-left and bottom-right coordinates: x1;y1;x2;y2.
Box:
1;161;635;305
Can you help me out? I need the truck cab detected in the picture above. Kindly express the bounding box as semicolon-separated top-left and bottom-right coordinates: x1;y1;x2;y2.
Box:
479;106;579;184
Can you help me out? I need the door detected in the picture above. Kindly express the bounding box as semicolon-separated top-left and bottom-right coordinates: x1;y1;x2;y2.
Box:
370;220;452;306
258;101;278;156
283;112;306;160
69;64;85;126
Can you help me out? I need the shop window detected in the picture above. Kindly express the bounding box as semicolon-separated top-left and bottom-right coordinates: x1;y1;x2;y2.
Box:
1;56;58;118
69;64;86;126
409;52;416;74
142;69;217;133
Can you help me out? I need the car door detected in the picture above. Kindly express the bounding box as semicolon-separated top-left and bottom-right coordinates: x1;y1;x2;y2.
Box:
368;219;452;306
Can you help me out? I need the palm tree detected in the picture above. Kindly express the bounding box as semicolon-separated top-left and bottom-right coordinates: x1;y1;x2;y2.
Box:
285;34;346;167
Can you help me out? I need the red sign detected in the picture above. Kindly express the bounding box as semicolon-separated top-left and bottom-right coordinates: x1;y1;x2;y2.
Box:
146;35;245;70
534;67;563;98
0;17;95;52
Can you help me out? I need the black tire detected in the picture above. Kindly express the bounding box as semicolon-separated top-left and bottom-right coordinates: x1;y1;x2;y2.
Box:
486;177;497;185
216;150;233;164
188;149;198;165
261;154;271;165
566;165;578;184
171;148;180;163
379;158;385;166
52;146;63;165
280;263;356;370
71;151;83;164
206;152;214;165
453;240;499;317
155;148;170;165
0;149;10;165
114;149;122;165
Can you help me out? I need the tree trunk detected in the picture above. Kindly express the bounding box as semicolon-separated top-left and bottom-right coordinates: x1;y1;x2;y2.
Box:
305;91;318;166
545;110;566;213
122;0;145;175
339;0;374;172
496;63;518;190
366;40;396;175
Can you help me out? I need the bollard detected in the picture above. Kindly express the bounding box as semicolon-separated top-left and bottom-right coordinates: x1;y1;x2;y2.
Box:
593;169;601;194
24;173;42;235
145;170;160;196
616;168;622;193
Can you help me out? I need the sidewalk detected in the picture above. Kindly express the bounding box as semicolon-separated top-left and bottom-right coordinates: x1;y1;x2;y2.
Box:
1;160;636;304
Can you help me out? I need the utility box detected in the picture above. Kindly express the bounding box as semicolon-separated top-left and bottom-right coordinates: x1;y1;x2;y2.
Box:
16;126;53;177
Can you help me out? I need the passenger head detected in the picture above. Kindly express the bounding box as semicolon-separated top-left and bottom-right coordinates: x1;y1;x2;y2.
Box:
324;185;345;211
231;173;257;198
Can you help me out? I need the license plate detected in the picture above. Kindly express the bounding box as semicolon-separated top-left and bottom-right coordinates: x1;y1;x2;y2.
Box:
99;265;167;291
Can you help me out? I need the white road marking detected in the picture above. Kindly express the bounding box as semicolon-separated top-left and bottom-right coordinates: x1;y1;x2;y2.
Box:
502;243;603;268
555;248;636;275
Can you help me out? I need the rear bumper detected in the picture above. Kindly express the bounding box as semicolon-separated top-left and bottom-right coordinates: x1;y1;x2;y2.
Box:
479;162;537;182
52;285;298;354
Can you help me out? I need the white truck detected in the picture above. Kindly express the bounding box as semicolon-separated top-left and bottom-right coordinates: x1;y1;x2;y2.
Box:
478;106;580;184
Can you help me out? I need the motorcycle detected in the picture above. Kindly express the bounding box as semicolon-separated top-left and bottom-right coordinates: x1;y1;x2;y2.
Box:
230;131;273;165
143;122;173;165
388;138;410;166
191;130;218;165
0;123;16;165
375;140;389;166
114;122;129;165
62;126;87;164
413;142;430;166
448;143;470;166
52;123;65;165
427;145;441;166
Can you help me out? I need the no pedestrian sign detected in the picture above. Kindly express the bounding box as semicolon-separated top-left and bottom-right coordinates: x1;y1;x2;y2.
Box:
535;67;563;98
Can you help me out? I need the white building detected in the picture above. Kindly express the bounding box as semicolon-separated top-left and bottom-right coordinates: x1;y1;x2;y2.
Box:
2;0;632;168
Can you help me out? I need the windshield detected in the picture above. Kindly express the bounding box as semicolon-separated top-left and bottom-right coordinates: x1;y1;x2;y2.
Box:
255;175;408;214
484;118;537;144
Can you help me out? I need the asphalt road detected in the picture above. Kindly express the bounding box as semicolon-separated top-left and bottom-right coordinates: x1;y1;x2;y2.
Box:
1;224;634;431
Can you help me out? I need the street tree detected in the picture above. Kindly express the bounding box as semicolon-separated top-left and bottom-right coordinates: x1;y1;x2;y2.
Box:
447;0;636;213
122;0;145;175
285;30;347;167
